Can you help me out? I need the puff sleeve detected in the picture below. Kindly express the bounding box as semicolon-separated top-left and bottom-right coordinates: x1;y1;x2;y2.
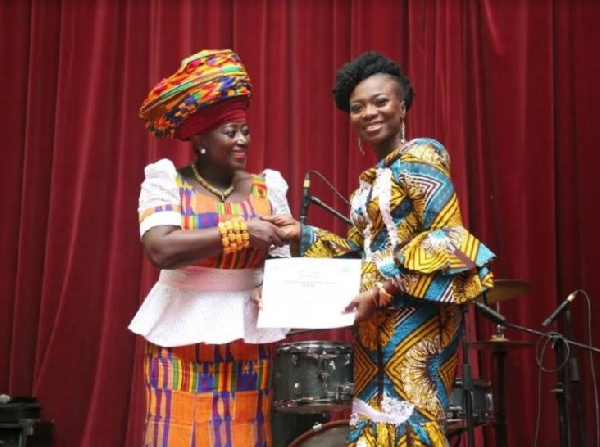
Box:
138;159;182;238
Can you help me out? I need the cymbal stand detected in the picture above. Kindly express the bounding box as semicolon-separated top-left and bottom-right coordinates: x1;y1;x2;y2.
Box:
460;304;476;447
478;297;510;447
491;346;509;447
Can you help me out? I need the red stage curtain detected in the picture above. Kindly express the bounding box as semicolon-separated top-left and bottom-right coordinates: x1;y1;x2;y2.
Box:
1;1;599;446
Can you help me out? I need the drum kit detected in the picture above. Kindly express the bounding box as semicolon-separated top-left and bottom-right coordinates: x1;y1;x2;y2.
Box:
271;279;532;447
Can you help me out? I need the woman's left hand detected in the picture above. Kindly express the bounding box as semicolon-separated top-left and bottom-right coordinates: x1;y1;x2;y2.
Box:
343;290;377;322
251;285;263;309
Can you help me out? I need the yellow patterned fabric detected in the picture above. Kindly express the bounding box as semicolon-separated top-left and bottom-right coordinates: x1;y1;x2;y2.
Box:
299;138;495;446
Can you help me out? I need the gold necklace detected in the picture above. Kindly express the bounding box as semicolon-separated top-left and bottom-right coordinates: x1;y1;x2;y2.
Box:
190;163;235;202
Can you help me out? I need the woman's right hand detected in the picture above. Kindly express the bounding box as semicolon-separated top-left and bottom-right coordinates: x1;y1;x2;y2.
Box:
260;214;301;241
246;219;285;251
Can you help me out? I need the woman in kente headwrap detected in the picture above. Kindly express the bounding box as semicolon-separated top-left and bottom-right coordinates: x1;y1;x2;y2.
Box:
129;49;291;447
262;51;495;446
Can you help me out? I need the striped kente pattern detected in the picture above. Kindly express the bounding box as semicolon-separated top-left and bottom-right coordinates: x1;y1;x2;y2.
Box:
142;173;276;447
144;341;275;447
143;172;272;269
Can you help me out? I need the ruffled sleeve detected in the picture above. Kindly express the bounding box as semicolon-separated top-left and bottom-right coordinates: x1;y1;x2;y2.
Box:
138;158;182;238
262;169;292;258
383;139;494;303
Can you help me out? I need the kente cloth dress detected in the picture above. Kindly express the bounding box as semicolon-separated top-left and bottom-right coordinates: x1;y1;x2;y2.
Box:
129;159;290;447
299;139;495;447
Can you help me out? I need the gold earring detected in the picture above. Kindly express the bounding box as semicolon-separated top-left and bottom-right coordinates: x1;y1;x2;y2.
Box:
357;138;364;155
400;121;406;143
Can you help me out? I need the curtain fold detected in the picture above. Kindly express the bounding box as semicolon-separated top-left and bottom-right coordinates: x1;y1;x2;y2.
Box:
1;1;599;446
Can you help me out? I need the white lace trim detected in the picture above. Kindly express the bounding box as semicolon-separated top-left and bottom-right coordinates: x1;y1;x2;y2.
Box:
373;168;398;248
349;395;414;426
351;179;373;260
138;159;181;238
263;169;292;259
129;266;288;346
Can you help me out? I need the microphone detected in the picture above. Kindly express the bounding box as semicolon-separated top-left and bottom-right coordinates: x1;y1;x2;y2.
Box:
300;171;311;225
310;196;352;225
542;291;578;328
474;301;506;325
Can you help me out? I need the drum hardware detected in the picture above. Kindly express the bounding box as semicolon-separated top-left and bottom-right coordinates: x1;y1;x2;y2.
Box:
446;378;495;433
473;279;533;447
274;341;354;414
325;384;354;402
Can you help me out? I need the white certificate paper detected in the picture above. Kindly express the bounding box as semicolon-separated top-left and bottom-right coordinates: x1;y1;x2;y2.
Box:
257;258;362;329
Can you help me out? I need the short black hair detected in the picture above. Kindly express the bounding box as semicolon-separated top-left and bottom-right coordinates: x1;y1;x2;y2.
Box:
332;51;414;113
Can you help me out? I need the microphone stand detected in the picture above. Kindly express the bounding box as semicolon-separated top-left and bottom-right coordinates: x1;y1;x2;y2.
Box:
460;304;476;447
562;310;586;447
553;333;571;447
495;320;600;447
300;198;309;226
309;196;352;225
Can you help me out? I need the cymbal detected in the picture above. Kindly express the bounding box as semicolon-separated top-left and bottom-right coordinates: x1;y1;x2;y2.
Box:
469;339;534;351
476;279;531;304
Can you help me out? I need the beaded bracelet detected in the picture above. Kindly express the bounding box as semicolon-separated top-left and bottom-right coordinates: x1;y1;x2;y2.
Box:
218;217;250;255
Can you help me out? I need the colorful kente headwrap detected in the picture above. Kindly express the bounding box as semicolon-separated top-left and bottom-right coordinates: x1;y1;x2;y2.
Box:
139;49;252;139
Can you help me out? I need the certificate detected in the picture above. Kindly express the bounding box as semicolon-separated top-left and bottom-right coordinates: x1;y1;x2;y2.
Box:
257;257;362;329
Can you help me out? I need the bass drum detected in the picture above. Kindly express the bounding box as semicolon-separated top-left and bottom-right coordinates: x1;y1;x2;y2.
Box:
271;412;330;447
289;420;349;447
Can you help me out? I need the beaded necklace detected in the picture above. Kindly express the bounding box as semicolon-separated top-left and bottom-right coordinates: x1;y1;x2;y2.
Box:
190;162;235;202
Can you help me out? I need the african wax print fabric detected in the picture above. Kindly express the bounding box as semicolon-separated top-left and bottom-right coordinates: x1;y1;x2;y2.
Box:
300;138;495;446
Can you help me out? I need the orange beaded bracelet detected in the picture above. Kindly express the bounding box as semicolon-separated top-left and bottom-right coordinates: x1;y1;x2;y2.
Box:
218;217;250;255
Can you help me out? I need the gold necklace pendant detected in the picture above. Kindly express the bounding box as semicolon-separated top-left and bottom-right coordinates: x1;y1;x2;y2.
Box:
190;163;235;202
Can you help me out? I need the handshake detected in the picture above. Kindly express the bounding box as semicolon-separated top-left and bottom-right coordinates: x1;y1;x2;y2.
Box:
245;214;301;251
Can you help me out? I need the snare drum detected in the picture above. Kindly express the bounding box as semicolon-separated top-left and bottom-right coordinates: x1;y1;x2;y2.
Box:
446;377;494;432
289;420;350;447
273;341;353;414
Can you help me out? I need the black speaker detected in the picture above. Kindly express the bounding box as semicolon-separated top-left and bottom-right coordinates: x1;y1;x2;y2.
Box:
0;420;53;447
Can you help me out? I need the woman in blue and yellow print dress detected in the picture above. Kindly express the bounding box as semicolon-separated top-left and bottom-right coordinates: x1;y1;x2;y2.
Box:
266;52;495;446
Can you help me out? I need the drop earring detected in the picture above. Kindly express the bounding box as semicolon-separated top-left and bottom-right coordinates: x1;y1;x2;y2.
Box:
357;138;364;155
400;121;406;144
